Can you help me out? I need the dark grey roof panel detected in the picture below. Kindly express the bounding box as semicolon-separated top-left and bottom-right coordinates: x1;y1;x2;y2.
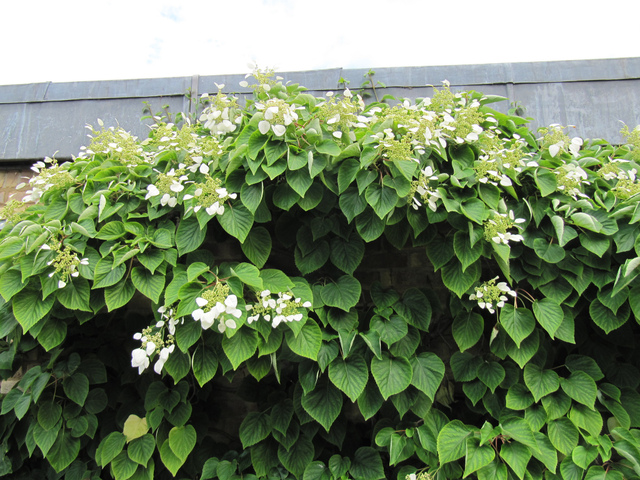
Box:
1;58;639;161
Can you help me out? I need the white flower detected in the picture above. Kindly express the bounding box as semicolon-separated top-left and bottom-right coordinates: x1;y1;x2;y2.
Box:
58;280;66;289
218;318;237;333
224;295;242;318
258;120;271;135
206;201;224;216
153;345;175;374
145;184;160;199
196;297;208;307
131;348;149;374
272;124;286;137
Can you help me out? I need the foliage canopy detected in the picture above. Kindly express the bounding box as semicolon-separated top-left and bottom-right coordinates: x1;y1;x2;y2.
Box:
2;66;640;480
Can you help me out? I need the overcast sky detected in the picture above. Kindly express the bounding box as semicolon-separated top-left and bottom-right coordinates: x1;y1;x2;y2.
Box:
3;0;639;86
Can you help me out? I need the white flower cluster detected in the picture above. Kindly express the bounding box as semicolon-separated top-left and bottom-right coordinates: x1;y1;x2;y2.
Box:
184;179;237;217
145;167;190;207
255;99;300;137
410;166;442;212
192;292;242;333
78;120;147;166
130;306;182;375
539;124;583;158
555;163;590;199
17;156;76;203
131;331;175;375
317;89;368;139
484;210;525;246
469;277;517;314
246;290;312;328
199;84;243;136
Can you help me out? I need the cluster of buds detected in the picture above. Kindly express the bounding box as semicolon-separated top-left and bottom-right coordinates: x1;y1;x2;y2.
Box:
246;290;312;328
469;277;517;314
192;283;242;333
483;210;525;246
598;159;640;200
41;243;89;289
131;324;175;375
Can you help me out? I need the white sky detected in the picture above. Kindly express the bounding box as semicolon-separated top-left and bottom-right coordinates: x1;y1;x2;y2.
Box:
2;0;640;86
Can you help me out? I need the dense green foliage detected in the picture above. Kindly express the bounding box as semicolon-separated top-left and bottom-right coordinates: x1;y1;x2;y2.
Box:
2;66;640;480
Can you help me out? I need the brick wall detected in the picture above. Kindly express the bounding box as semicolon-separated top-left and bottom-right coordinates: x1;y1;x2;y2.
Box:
0;164;33;205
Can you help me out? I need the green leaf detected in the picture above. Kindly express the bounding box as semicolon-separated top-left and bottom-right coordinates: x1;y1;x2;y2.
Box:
394;288;432;332
241;227;271;268
572;445;599;470
565;355;604;381
477;361;505;393
320;275;361;311
12;288;55;333
548;418;579;456
221;327;259;370
127;434;155;466
355;208;385;242
534;169;557;196
349;447;385;480
168;424;196;463
193;345;217;387
500;305;535;348
561;371;597;409
569;404;603;437
532;299;564;338
464;437;495;478
501;417;538;452
104;279;136;312
36;318;67;351
130;267;164;304
278;434;315;478
240;182;263;214
93;258;126;289
328;354;369;402
100;432;127;466
0;269;27;302
339;187;367;223
571;212;603;232
524;364;560;402
63;373;89;406
371;353;412;400
286;319;322;360
176;216;207;256
48;430;80;473
506;384;535;410
453;230;483;272
38;401;62;430
461;198;486;224
450;351;481;382
0;237;24;261
590;298;629;333
365;183;397;219
121;415;148;444
441;260;481;297
218;204;253;243
286;168;313;197
437;420;473;464
301;378;342;432
231;262;263;289
500;441;532;480
239;412;271;448
329;236;365;275
410;353;445;402
304;461;331;480
533;238;566;263
452;312;483;352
